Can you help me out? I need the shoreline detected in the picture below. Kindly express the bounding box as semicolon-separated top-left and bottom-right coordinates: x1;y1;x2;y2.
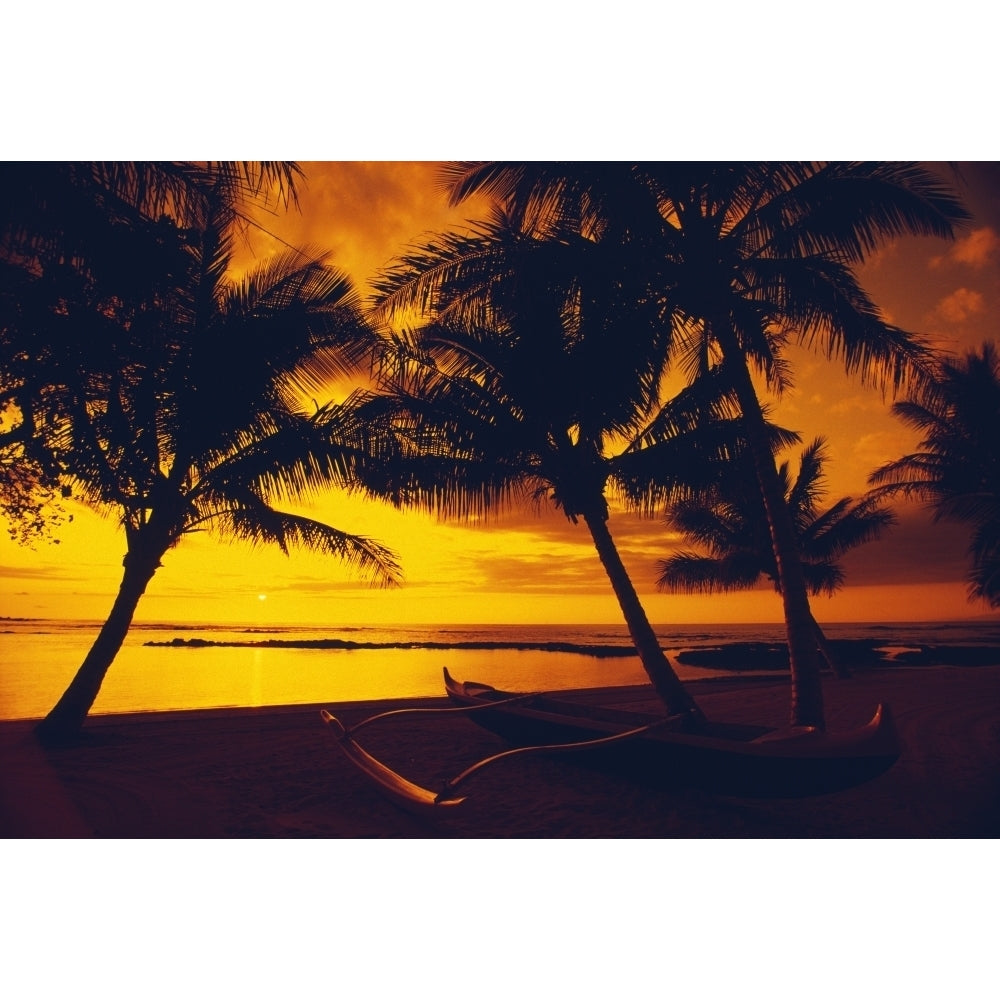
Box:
3;664;999;838
0;670;794;729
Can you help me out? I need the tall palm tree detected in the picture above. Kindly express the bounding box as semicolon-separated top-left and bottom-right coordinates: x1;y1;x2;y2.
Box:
659;438;897;676
444;162;969;728
367;208;770;721
5;175;401;744
869;341;1000;607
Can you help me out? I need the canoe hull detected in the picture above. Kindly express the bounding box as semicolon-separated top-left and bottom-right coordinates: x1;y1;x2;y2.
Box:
443;670;901;798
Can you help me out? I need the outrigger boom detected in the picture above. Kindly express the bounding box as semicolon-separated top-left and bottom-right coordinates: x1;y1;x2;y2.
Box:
321;710;467;812
321;706;679;814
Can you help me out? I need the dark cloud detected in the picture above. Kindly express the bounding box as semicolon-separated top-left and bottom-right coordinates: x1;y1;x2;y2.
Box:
840;506;973;587
414;505;684;598
462;492;982;595
0;564;77;581
473;549;612;595
947;162;1000;232
270;576;412;595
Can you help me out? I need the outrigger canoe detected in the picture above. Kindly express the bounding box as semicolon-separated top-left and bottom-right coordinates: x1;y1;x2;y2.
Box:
321;668;901;813
442;668;901;798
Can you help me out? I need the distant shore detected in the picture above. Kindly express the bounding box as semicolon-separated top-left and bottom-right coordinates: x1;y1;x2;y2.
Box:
144;634;1000;671
143;636;640;657
3;664;999;837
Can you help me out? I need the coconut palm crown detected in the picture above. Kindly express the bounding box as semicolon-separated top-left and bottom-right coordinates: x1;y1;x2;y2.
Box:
368;207;780;719
869;341;1000;607
660;438;896;597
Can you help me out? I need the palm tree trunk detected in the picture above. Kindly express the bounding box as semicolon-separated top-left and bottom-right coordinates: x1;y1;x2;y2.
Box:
34;548;160;745
811;614;851;679
716;335;827;728
581;508;705;723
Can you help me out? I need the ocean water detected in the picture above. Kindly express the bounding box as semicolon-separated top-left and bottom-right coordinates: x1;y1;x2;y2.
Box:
1;618;998;721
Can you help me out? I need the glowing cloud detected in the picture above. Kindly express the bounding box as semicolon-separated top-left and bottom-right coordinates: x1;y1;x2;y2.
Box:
931;227;1000;269
934;287;985;324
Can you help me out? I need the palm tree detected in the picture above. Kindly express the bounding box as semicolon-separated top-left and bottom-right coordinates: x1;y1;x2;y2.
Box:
444;162;969;728
0;162;305;539
3;171;401;743
869;341;1000;607
659;438;897;676
366;208;768;721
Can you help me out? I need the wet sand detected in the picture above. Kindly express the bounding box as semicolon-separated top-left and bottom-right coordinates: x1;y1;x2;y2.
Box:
2;665;999;837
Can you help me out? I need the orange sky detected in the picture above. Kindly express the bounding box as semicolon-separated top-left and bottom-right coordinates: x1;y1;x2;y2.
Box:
3;162;999;626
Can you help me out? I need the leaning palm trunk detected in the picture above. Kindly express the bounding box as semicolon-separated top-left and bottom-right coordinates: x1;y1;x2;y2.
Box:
717;332;827;729
811;614;850;679
749;428;827;727
581;507;705;722
34;546;161;744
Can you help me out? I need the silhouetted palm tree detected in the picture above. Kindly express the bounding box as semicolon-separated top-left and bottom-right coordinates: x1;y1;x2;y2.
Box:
367;209;773;721
445;162;969;728
659;438;896;676
0;162;305;540
869;341;1000;607
9;174;400;743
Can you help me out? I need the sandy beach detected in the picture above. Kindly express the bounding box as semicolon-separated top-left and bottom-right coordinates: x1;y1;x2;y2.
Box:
2;664;999;838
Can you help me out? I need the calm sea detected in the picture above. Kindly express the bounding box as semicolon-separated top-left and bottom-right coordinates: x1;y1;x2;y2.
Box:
2;618;997;721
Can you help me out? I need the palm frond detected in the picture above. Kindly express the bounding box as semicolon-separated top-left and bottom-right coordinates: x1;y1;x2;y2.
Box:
89;162;303;225
658;436;892;598
785;438;828;520
966;518;1000;607
657;551;765;593
800;561;845;597
199;499;401;587
219;248;374;398
193;396;383;506
803;494;897;561
868;343;1000;589
769;162;970;262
